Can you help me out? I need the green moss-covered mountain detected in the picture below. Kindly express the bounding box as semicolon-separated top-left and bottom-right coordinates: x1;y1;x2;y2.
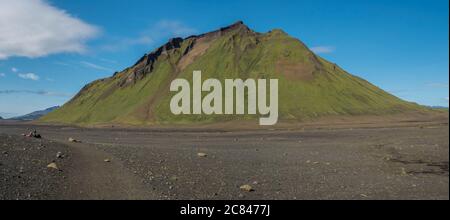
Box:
41;21;425;126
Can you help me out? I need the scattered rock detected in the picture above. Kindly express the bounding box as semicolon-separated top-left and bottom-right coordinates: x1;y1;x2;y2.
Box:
68;137;81;143
239;184;254;192
56;152;63;159
104;159;111;162
400;167;408;176
197;152;207;157
25;130;41;139
47;163;58;170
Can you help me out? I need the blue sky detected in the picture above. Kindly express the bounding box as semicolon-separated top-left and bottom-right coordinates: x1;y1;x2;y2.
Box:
0;0;448;118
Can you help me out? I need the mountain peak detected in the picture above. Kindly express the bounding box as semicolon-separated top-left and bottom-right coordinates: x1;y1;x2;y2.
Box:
222;20;246;30
185;20;253;40
219;20;251;33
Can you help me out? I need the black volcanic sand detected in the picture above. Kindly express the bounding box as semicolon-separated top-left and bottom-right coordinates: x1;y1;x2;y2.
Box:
0;120;448;200
0;134;73;199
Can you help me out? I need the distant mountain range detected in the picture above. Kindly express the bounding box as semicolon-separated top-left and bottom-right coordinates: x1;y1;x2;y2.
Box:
41;21;428;126
10;106;59;121
429;106;449;110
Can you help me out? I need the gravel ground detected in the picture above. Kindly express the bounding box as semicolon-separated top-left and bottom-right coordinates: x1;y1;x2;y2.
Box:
0;134;73;200
0;119;448;200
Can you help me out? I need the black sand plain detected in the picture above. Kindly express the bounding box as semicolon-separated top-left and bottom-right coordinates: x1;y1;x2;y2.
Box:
0;115;448;200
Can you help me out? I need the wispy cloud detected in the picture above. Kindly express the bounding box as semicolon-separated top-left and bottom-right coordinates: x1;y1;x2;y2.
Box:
100;20;196;52
100;36;154;52
425;82;449;88
155;20;197;37
310;46;336;54
80;61;112;71
11;67;18;73
0;73;5;77
18;73;40;81
98;58;117;64
0;0;100;60
0;89;71;97
54;61;71;67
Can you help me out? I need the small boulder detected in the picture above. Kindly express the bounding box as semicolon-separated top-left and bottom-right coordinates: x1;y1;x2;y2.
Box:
68;137;81;143
197;152;207;157
24;130;42;138
239;184;254;192
47;162;58;170
56;152;63;158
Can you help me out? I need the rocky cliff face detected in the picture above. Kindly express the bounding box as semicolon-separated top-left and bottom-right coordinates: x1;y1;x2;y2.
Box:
119;21;252;87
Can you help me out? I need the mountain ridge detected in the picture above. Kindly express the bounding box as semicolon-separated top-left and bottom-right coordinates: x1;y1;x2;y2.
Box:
11;106;59;121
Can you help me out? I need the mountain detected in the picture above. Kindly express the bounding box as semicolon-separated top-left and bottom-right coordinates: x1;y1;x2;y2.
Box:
40;21;426;126
0;116;3;120
12;106;59;121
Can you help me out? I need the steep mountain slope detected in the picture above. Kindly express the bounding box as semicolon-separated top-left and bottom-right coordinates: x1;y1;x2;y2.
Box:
12;106;59;121
41;21;425;126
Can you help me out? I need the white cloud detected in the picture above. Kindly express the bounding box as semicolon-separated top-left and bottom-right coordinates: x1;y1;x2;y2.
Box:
11;67;18;72
80;61;112;71
310;46;336;54
0;0;100;60
18;73;39;80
